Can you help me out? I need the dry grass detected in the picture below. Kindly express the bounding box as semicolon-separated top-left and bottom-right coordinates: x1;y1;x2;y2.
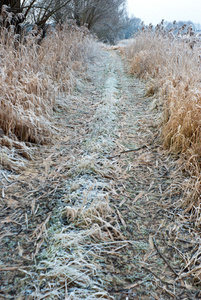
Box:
19;155;125;299
123;21;201;197
4;48;127;299
0;20;92;172
122;21;201;284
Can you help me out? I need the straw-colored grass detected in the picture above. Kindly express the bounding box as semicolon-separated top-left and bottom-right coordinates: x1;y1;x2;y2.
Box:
123;22;201;194
21;169;123;299
122;22;201;284
0;21;92;171
0;22;91;145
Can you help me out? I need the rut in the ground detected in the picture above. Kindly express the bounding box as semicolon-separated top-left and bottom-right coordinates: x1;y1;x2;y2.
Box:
1;46;200;300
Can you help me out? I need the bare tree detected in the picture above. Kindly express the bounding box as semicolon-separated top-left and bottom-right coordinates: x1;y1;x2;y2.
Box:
72;0;126;30
84;0;126;43
0;0;127;43
54;0;127;42
0;0;72;32
21;0;72;28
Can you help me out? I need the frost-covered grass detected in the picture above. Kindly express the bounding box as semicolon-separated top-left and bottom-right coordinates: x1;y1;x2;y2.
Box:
123;21;201;284
0;22;93;172
124;22;201;162
123;21;201;201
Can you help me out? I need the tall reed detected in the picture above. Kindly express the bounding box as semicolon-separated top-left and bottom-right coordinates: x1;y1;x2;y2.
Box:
0;22;91;144
123;21;201;284
123;22;201;195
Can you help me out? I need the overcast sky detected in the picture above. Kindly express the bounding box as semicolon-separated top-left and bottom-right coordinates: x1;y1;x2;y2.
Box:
127;0;201;25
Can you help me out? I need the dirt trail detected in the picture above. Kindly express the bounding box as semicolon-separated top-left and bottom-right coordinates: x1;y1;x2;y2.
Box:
1;46;200;299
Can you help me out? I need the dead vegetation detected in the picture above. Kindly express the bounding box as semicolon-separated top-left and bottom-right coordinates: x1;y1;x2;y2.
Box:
0;22;92;173
122;20;201;287
123;21;201;162
2;17;201;299
0;44;128;299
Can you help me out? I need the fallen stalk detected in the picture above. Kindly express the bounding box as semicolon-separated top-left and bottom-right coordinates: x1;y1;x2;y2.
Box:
107;144;148;159
153;238;178;277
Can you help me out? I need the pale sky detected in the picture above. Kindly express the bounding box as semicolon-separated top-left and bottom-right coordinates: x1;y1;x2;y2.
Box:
127;0;201;25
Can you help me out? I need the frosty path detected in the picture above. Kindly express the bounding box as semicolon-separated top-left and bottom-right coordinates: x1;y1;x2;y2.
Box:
1;47;198;299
